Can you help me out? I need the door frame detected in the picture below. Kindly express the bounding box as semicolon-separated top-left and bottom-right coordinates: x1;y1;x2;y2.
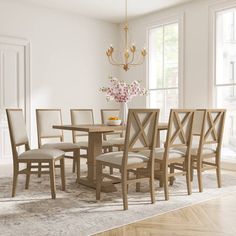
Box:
0;35;31;140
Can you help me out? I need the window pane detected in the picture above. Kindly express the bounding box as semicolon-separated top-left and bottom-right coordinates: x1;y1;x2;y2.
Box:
149;89;178;122
216;86;236;150
164;23;179;88
149;27;163;89
216;10;236;85
216;8;236;162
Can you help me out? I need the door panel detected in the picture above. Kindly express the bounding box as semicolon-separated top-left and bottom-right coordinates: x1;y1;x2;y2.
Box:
0;43;26;162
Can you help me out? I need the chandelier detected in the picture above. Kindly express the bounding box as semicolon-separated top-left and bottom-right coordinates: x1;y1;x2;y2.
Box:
106;0;147;71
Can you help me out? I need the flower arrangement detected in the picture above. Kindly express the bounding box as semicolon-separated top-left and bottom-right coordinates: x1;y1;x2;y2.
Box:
100;76;148;103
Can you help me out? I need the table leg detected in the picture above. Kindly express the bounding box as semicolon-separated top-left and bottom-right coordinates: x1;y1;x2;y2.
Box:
78;132;117;192
87;132;102;182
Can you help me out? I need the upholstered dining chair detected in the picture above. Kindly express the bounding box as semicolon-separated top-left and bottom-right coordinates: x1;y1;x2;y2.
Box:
36;109;80;179
189;109;226;192
6;109;65;199
96;109;160;210
70;109;113;177
100;109;125;151
138;109;195;200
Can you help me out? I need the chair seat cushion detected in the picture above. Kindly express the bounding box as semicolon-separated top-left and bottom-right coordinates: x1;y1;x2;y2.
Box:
76;140;112;148
19;149;65;160
177;146;216;156
139;148;185;161
41;142;79;151
96;151;148;166
108;137;125;146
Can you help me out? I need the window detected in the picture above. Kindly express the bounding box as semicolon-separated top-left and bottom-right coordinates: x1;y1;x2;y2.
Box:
148;22;179;121
215;8;236;156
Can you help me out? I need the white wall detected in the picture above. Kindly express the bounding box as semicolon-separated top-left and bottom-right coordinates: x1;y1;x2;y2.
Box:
0;0;119;146
118;0;233;109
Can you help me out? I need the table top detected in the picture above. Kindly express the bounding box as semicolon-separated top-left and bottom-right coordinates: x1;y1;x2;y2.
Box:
53;123;168;133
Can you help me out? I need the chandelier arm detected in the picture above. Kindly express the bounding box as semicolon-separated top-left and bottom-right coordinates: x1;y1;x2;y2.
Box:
129;55;146;66
108;56;124;66
127;51;135;64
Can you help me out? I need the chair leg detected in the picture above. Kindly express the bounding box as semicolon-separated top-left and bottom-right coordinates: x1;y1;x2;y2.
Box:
25;163;31;189
76;149;81;184
122;170;128;210
96;161;103;200
170;165;174;186
190;158;194;182
38;163;42;177
197;161;203;192
49;160;56;199
110;166;114;174
60;158;66;191
72;158;76;173
159;164;163;187
12;165;18;197
136;170;141;192
186;161;192;195
163;165;169;201
150;167;155;204
216;157;222;188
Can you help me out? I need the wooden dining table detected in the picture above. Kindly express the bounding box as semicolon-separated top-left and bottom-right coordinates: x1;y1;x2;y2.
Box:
53;123;168;191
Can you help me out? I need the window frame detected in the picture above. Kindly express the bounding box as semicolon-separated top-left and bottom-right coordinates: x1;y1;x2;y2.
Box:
146;14;184;113
209;1;236;106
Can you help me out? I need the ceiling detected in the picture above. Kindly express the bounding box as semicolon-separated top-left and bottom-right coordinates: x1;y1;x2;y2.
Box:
13;0;193;23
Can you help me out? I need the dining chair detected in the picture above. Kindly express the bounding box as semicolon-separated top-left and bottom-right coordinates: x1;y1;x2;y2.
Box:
100;109;125;151
189;109;226;192
138;109;195;200
70;109;113;178
96;109;160;210
6;109;66;199
36;109;80;179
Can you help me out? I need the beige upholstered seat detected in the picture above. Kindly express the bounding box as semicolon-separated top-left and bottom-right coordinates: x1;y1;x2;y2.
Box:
36;109;80;177
96;109;160;210
140;148;185;161
177;146;216;156
6;109;66;199
97;151;148;166
41;142;80;150
19;149;65;160
107;137;125;146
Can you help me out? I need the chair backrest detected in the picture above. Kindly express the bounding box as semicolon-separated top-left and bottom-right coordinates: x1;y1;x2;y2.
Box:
165;109;195;159
101;109;120;124
6;109;30;160
123;109;160;167
36;109;63;147
70;109;94;143
197;109;226;155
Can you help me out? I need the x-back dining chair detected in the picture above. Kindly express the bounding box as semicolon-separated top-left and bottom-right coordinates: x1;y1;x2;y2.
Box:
139;109;195;200
96;109;160;210
190;109;226;192
70;109;113;178
100;109;125;150
36;109;80;179
6;109;66;199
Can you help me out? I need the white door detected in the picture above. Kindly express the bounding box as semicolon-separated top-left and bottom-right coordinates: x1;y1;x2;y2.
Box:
0;38;30;163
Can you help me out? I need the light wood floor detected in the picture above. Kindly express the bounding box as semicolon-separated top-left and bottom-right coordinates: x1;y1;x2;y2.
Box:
96;172;236;236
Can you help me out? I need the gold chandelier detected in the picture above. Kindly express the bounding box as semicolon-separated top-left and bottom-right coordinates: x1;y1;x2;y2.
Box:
106;0;147;71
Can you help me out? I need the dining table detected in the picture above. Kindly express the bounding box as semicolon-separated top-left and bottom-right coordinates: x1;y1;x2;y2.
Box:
53;123;168;191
